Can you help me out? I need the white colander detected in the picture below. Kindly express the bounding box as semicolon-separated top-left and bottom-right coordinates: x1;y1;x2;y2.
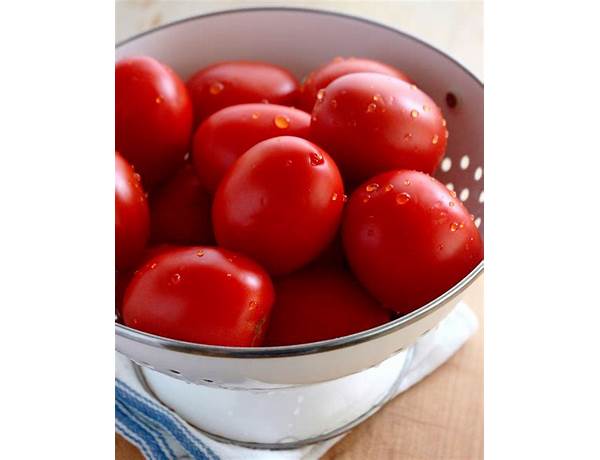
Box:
115;7;483;448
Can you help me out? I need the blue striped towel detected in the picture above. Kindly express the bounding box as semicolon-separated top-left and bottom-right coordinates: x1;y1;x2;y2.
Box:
116;302;478;460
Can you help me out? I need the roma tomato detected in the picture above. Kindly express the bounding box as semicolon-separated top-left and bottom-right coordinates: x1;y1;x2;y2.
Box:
193;104;311;192
342;170;483;315
149;164;213;245
212;136;344;275
298;57;411;112
122;247;274;346
187;61;299;125
116;244;178;314
311;72;448;184
115;152;149;271
264;266;391;346
116;56;193;187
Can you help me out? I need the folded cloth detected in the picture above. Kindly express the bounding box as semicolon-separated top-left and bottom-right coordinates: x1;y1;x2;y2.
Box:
116;302;478;460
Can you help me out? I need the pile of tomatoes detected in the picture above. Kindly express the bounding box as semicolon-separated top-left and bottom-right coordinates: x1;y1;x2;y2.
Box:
115;56;483;347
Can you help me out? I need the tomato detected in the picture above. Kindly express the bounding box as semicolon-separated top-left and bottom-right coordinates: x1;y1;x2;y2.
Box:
122;246;274;346
298;57;411;112
186;61;299;125
193;104;311;192
116;56;193;187
264;265;391;346
116;244;178;315
149;164;213;245
115;152;150;271
212;136;344;275
342;170;483;315
311;72;448;185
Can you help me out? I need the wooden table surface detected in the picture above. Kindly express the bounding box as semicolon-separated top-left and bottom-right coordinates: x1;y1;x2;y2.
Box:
115;2;483;458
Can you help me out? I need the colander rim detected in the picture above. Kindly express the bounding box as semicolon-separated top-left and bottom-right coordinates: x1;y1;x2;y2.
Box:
116;262;483;358
115;6;484;359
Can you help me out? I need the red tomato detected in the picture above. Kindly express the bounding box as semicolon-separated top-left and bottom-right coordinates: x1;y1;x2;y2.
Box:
187;61;299;125
212;136;344;275
149;164;214;245
193;104;311;192
116;244;178;315
298;57;412;112
311;72;448;184
116;56;193;187
342;170;483;315
115;152;150;271
264;266;391;346
122;247;274;346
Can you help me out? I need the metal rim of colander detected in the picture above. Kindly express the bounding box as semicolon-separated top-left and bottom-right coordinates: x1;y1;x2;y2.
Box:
115;6;484;359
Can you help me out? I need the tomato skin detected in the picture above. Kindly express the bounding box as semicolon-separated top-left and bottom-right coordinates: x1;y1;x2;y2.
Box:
115;56;193;187
298;57;411;112
264;265;391;346
187;61;300;125
212;136;344;275
116;244;178;315
311;72;448;184
342;170;483;315
149;164;214;245
115;153;150;271
122;247;275;346
193;104;311;192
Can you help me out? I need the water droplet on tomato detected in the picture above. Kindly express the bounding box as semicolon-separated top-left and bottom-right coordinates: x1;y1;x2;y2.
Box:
432;134;439;144
251;112;259;120
404;179;411;186
450;222;459;232
365;183;380;192
342;194;349;203
396;192;411;205
170;273;182;284
316;88;326;101
209;82;224;95
309;151;324;166
410;109;419;119
331;192;339;201
384;184;394;192
366;102;377;113
274;115;290;129
196;250;205;257
150;263;157;269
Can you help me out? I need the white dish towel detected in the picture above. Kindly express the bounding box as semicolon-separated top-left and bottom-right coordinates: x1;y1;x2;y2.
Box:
116;301;478;460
